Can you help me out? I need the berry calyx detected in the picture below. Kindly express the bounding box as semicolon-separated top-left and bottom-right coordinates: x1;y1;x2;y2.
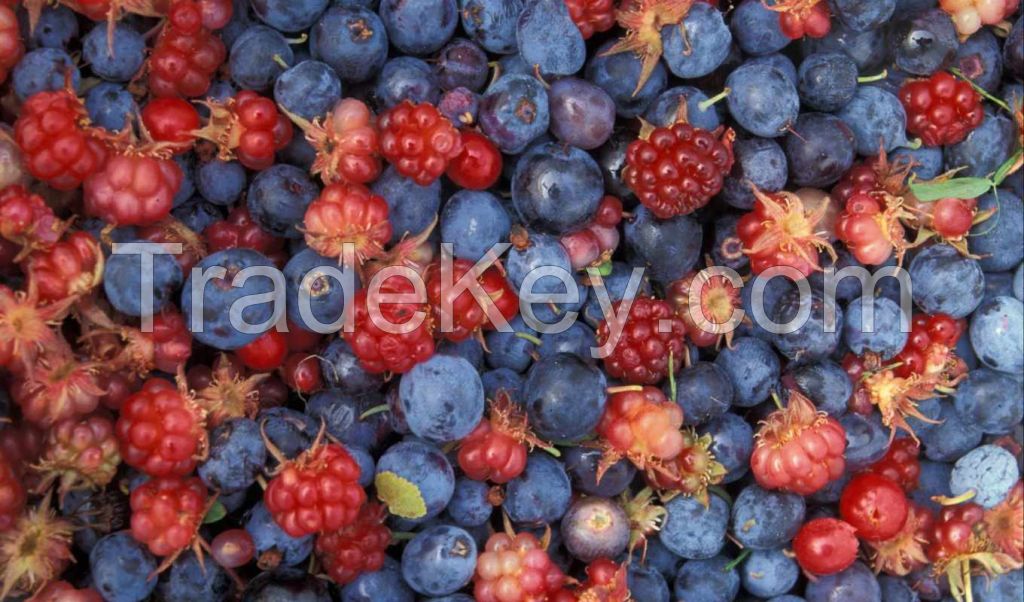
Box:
343;272;435;375
473;523;565;602
600;0;695;95
189;353;269;427
445;130;502;191
378;101;463;186
737;187;836;277
302;182;392;264
645;428;726;505
983;480;1023;566
289;98;382;186
595;297;687;385
115;377;207;477
129;476;208;557
0;501;73;599
0;284;74;371
667;266;744;348
840;473;910;541
316;502;391;585
11;339;104;427
458;391;553;484
864;502;933;577
793;518;859;576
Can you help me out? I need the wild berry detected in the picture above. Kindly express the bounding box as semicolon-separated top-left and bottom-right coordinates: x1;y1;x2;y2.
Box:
209;528;255;569
0;4;22;86
939;0;1020;37
84;152;184;226
378;101;463;186
0;185;64;256
189;353;268;427
291;98;382;186
458;391;552;484
36;414;121;496
424;257;518;343
0;284;72;371
831;150;915;265
864;502;933;577
14;89;108;191
343;273;435;374
793;518;859;576
737;188;836;277
315;502;391;586
645;428;727;505
11;338;104;427
900;72;984;148
599;0;694;94
667;266;744;348
0;452;24;532
595;297;687;385
129;476;208;559
138;217;208;273
302;182;392;264
115;377;207;477
559;195;623;270
763;0;832;39
24;231;104;304
237;330;289;372
195;91;293;170
445;130;502;191
0;502;73;599
473;526;565;602
565;0;616;39
140;97;200;151
864;437;922;493
984;480;1023;565
595;385;684;483
840;473;910;541
148;24;225;98
206;205;287;267
281;352;322;394
25;581;102;602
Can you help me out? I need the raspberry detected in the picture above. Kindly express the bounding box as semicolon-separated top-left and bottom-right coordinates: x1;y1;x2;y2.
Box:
458;392;550;484
302;182;392;263
864;437;922;493
11;339;104;427
315;502;391;585
344;273;435;374
297;98;382;186
563;558;629;602
560;195;623;270
835;191;910;266
232;91;294;170
129;476;208;557
14;89;108;191
763;0;832;39
148;25;226;98
0;452;24;532
646;428;726;504
378;101;463;186
206;205;288;267
263;441;366;538
141;97;200;151
83;152;184;226
0;4;23;85
595;297;687;385
473;528;565;602
115;377;207;477
864;502;933;577
596;385;684;482
940;0;1020;37
666;267;743;348
425;258;519;342
237;329;289;372
899;72;984;148
0;185;63;255
737;188;836;277
36;414;121;496
564;0;616;39
750;390;847;496
623;121;735;219
0;504;73;599
24;231;104;303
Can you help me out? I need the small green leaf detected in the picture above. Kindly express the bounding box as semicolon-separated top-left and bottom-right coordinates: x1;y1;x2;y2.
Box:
593;259;613;277
375;471;427;519
992;149;1022;187
909;177;993;202
202;500;227;524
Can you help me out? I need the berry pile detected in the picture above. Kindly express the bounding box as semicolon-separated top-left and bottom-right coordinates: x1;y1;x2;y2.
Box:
0;1;1021;601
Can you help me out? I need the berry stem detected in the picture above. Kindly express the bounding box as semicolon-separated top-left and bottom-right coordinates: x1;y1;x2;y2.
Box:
723;549;751;571
771;391;784;411
668;350;677;403
951;68;1012;113
514;332;542;346
390;531;416;542
607;385;645;394
932;490;977;505
857;69;888;83
903;137;923;150
359;404;390;421
272;54;289;69
698;88;731;112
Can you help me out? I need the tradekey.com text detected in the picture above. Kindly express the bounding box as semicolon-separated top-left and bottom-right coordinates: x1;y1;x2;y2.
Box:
115;241;914;359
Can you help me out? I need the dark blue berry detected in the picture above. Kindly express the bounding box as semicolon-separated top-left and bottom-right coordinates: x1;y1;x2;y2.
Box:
274;60;342;121
401;525;477;596
523;352;607;442
502;452;572;526
89;532;159;602
479;73;550;154
310;7;389;83
229;25;292;90
247;164;318;239
659;492;729;560
198;418;267;493
379;0;458;56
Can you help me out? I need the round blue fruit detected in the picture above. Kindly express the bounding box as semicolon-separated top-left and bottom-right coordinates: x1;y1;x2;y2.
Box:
310;7;389;83
950;444;1020;508
398;355;484;443
400;525;477;596
731;484;806;550
374;439;455;521
659;492;729;560
502;452;572;526
522;352;607;442
512;143;604;235
970;296;1024;375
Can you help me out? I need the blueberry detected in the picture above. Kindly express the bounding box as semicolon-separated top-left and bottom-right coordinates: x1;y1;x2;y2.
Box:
596;131;639;202
306;389;390;450
379;0;458;56
103;240;182;317
630;537;683;581
370;165;441;244
801;21;891;72
563;446;636;497
669;361;733;426
662;3;732;78
158;551;233;601
512;143;604;235
459;0;522;54
644;86;722;131
673;554;741;602
198;418;267;493
82;24;145;82
241;568;331;601
484;315;539;372
627;563;671;602
972;569;1024;602
173;153;197;208
25;5;78;49
251;0;328;32
479;73;550;154
798;52;859;112
310;7;389;83
971;190;1024;272
401;525;477;596
969;296;1024;375
586;39;668;119
730;0;789;57
787;360;852;417
841;411;891;470
247;164;318;239
12;47;80;100
284;248;358;332
582;261;653;329
229;25;292;90
438;87;481;126
516;0;585;77
892;146;945;180
741;548;800;598
844;296;910;360
953;29;1003;93
503;452;572;525
699;413;755;484
437;338;485;370
833;0;895;31
399;355;484;443
440;190;510;262
506;231;572;292
537;322;597;364
909;244;985;318
90;532;159;602
523;352;607;442
954;368;1024;435
712;215;750;272
1016;263;1024;301
1005;17;1024;80
837;86;909;155
770;289;843;363
945;110;1017;178
480;367;524;402
894;9;959;76
85;82;136;131
805;562;881;602
319;338;386;394
375;440;455;520
196;159;247;206
274;60;342;121
983;271;1017;306
447;477;493;527
785;112;856;188
731;484;805;550
561;497;630;562
659;492;729;560
547;77;616;150
713;337;780;408
435;38;488;92
341;558;415;602
910;460;953;513
950;444;1020;508
259;407;318;462
919;400;983;462
725;60;800;138
877;575;919;602
623;207;702;285
722;137;788;210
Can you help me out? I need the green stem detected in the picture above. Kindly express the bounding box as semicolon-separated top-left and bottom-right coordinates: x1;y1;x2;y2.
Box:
359;404;390;421
668;350;677;403
514;332;542;346
951;68;1011;113
723;549;751;572
698;88;730;112
857;69;888;83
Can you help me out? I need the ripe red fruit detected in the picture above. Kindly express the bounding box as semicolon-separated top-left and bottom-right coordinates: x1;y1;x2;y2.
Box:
927;501;985;564
793;518;859;576
237;329;288;372
596;385;684;481
84;152;184;226
900;72;984;147
167;0;204;33
445;130;502;191
564;0;616;39
115;377;207;477
206;205;288;266
424;258;519;342
24;231;104;303
595;296;688;385
560;195;623;270
623;122;735;219
737;188;836;277
458;391;549;484
379;101;463;186
138;217;208;273
344;273;435;374
750;390;847;496
473;528;565;602
864;437;922;492
766;0;832;39
940;0;1020;38
264;441;366;538
130;476;208;557
35;414;120;496
645;428;726;504
148;25;226;98
316;502;391;585
11;339;104;427
196;0;234;29
0;4;23;85
834;192;909;266
14;89;108;191
141;97;200;150
0;452;25;532
282;352;323;394
210;528;255;569
232;91;294;170
0;184;63;256
864;502;933;576
840;473;910;541
303;182;392;263
301;98;382;186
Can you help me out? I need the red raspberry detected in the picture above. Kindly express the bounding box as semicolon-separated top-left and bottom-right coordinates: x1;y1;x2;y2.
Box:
379;101;463;186
167;0;205;34
206;205;287;267
264;441;366;538
445;130;502;191
343;272;435;374
303;182;392;263
115;377;207;477
130;476;208;557
831;151;913;207
596;386;684;481
148;25;225;98
0;451;25;532
300;98;382;186
0;4;23;85
231;91;293;170
473;529;565;602
764;0;832;39
0;185;64;255
425;258;518;342
12;339;104;427
793;518;859;576
645;428;726;504
458;391;550;484
559;195;623;270
864;437;921;493
737;188;836;277
864;502;933;577
928;501;985;564
24;231;104;303
666;267;743;349
841;473;910;541
623;122;735;219
900;72;984;147
145;309;195;375
141;97;200;151
940;0;1020;37
14;90;108;191
36;414;121;495
83;152;184;226
564;0;616;39
26;581;103;602
316;502;391;585
595;297;687;385
750;390;847;496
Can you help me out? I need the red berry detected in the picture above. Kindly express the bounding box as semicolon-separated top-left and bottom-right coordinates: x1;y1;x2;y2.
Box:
864;501;934;577
927;501;985;563
303;182;392;262
303;98;382;186
750;390;847;496
623;122;735;218
0;184;64;254
282;352;323;394
596;386;684;479
940;0;1019;38
0;451;25;532
737;188;835;277
445;130;502;190
137;217;208;273
424;258;519;342
130;476;208;556
14;90;108;191
473;530;565;602
644;428;726;501
24;231;104;303
141;97;200;150
840;473;910;541
928;197;977;240
84;153;184;226
148;25;225;98
168;0;204;33
232;91;294;170
206;205;288;266
115;377;206;477
36;414;120;495
196;0;234;29
0;4;23;85
773;0;832;39
26;581;102;602
11;339;104;427
210;528;255;568
237;329;288;372
458;392;544;484
316;502;391;585
343;273;435;374
564;0;616;39
379;101;463;186
264;442;366;538
793;518;859;575
900;72;984;147
667;269;743;349
595;297;687;385
864;437;921;492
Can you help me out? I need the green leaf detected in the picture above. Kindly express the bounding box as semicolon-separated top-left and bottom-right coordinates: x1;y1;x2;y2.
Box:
375;471;427;519
909;177;993;202
992;149;1022;187
202;500;227;524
